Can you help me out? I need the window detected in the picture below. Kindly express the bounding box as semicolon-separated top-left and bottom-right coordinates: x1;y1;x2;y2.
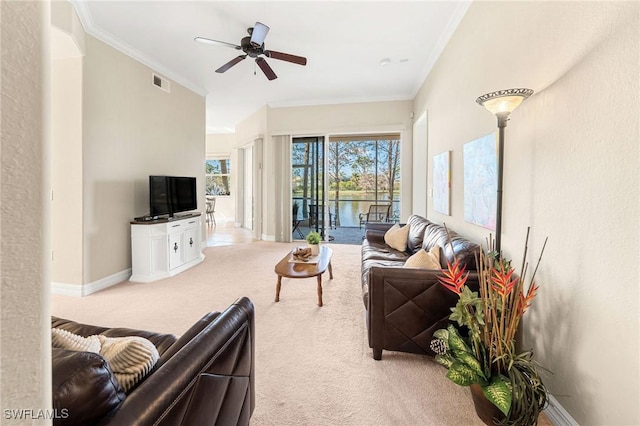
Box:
327;134;401;227
205;157;231;196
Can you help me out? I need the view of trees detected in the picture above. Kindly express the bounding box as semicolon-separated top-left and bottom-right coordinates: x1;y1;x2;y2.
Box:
327;138;400;226
206;158;231;195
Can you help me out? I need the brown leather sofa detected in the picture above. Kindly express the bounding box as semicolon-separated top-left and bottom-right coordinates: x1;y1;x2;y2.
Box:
51;297;255;426
362;215;480;360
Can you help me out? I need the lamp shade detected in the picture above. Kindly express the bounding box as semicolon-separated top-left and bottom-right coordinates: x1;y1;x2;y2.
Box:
250;22;270;47
476;88;534;118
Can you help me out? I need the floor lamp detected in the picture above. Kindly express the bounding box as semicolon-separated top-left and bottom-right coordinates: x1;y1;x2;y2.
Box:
476;88;533;255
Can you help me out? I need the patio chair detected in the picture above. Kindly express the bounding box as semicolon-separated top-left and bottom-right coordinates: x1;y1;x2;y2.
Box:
309;204;335;229
205;196;216;226
359;204;391;229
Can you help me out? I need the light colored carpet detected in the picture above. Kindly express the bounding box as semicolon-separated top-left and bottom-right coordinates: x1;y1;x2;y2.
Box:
52;241;485;425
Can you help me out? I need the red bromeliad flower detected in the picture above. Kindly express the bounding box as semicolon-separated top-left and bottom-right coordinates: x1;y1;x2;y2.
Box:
490;267;518;297
439;259;469;295
518;283;539;314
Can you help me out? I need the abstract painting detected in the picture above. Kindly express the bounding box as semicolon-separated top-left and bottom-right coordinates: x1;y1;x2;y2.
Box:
433;151;450;215
463;133;497;230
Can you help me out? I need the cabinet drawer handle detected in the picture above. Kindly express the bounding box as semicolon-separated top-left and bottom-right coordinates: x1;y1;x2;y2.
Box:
171;224;180;228
189;237;194;247
188;221;196;225
173;242;178;252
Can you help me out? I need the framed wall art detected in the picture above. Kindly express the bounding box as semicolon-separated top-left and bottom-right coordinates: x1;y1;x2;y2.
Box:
433;151;451;215
463;133;497;230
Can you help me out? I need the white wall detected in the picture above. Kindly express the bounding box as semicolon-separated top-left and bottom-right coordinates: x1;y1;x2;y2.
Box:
81;35;206;285
414;2;639;424
1;0;51;414
51;34;83;286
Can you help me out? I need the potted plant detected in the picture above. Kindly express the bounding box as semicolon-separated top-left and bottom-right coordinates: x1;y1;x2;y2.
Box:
305;231;321;255
430;229;549;426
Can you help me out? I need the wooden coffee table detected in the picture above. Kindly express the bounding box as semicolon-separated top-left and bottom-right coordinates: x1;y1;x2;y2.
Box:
274;246;333;307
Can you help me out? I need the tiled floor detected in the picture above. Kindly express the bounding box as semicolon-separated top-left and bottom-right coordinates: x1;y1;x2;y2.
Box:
205;221;256;247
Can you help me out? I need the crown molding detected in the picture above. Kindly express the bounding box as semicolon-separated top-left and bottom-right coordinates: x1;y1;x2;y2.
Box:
411;0;472;97
69;0;208;97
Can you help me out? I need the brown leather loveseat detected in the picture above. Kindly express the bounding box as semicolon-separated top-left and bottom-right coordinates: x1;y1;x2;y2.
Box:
362;215;480;360
51;297;255;425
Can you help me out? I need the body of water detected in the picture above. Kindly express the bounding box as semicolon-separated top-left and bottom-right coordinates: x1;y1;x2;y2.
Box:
294;193;399;228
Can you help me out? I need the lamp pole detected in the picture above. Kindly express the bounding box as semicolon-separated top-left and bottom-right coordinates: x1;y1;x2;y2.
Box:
476;88;534;256
495;115;508;255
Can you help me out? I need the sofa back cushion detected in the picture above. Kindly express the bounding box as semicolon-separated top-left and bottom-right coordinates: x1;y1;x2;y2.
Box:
422;222;479;270
406;215;431;253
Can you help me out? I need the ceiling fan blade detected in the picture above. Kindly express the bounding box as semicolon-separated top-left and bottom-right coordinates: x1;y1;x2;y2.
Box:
250;22;270;47
264;50;307;66
256;57;277;80
194;37;241;50
215;55;247;73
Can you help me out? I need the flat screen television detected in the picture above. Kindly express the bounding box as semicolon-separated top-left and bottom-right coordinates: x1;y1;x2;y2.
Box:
149;176;197;217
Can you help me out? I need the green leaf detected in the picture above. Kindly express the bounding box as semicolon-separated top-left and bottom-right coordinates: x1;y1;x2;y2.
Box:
435;354;454;368
433;328;449;340
482;376;512;416
446;361;481;386
455;351;486;380
446;325;471;353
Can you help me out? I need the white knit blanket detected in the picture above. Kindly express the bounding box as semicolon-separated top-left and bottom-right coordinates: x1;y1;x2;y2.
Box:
52;328;160;392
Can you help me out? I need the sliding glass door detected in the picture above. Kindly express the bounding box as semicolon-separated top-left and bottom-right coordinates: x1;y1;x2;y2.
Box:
291;136;326;239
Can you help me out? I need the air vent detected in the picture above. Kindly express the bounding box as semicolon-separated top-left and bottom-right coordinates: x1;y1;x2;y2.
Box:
152;73;170;93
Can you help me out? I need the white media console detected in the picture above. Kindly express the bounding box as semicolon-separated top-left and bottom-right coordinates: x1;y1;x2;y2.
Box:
130;213;204;283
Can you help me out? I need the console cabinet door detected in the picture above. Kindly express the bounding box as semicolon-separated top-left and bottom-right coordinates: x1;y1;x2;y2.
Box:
184;225;200;263
168;229;184;270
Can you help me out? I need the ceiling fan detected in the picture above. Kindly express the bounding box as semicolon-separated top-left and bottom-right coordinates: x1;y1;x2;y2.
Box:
195;22;307;81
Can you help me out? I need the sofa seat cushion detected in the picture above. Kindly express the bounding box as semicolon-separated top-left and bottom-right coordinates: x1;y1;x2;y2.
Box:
362;240;411;262
52;347;125;425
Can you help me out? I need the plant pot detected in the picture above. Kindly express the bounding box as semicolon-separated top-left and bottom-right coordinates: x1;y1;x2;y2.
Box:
470;384;506;426
308;243;320;256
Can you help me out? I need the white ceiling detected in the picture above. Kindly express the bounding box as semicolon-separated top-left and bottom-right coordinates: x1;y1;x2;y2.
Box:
70;1;470;133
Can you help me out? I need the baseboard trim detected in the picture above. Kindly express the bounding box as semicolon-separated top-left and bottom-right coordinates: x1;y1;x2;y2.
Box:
262;233;276;242
51;282;84;297
545;395;578;426
51;268;132;297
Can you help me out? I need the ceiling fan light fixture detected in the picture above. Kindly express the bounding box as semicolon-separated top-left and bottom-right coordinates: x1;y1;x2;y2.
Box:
250;22;269;47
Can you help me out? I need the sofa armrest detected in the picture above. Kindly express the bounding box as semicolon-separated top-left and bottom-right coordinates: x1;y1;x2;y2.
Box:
99;297;255;426
368;267;478;360
364;222;398;244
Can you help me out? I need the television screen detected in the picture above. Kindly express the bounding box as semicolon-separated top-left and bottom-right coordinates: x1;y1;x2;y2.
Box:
149;176;197;217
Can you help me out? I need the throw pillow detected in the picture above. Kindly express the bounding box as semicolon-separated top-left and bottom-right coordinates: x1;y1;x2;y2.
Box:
98;335;159;392
52;328;160;392
404;245;441;269
384;223;411;252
